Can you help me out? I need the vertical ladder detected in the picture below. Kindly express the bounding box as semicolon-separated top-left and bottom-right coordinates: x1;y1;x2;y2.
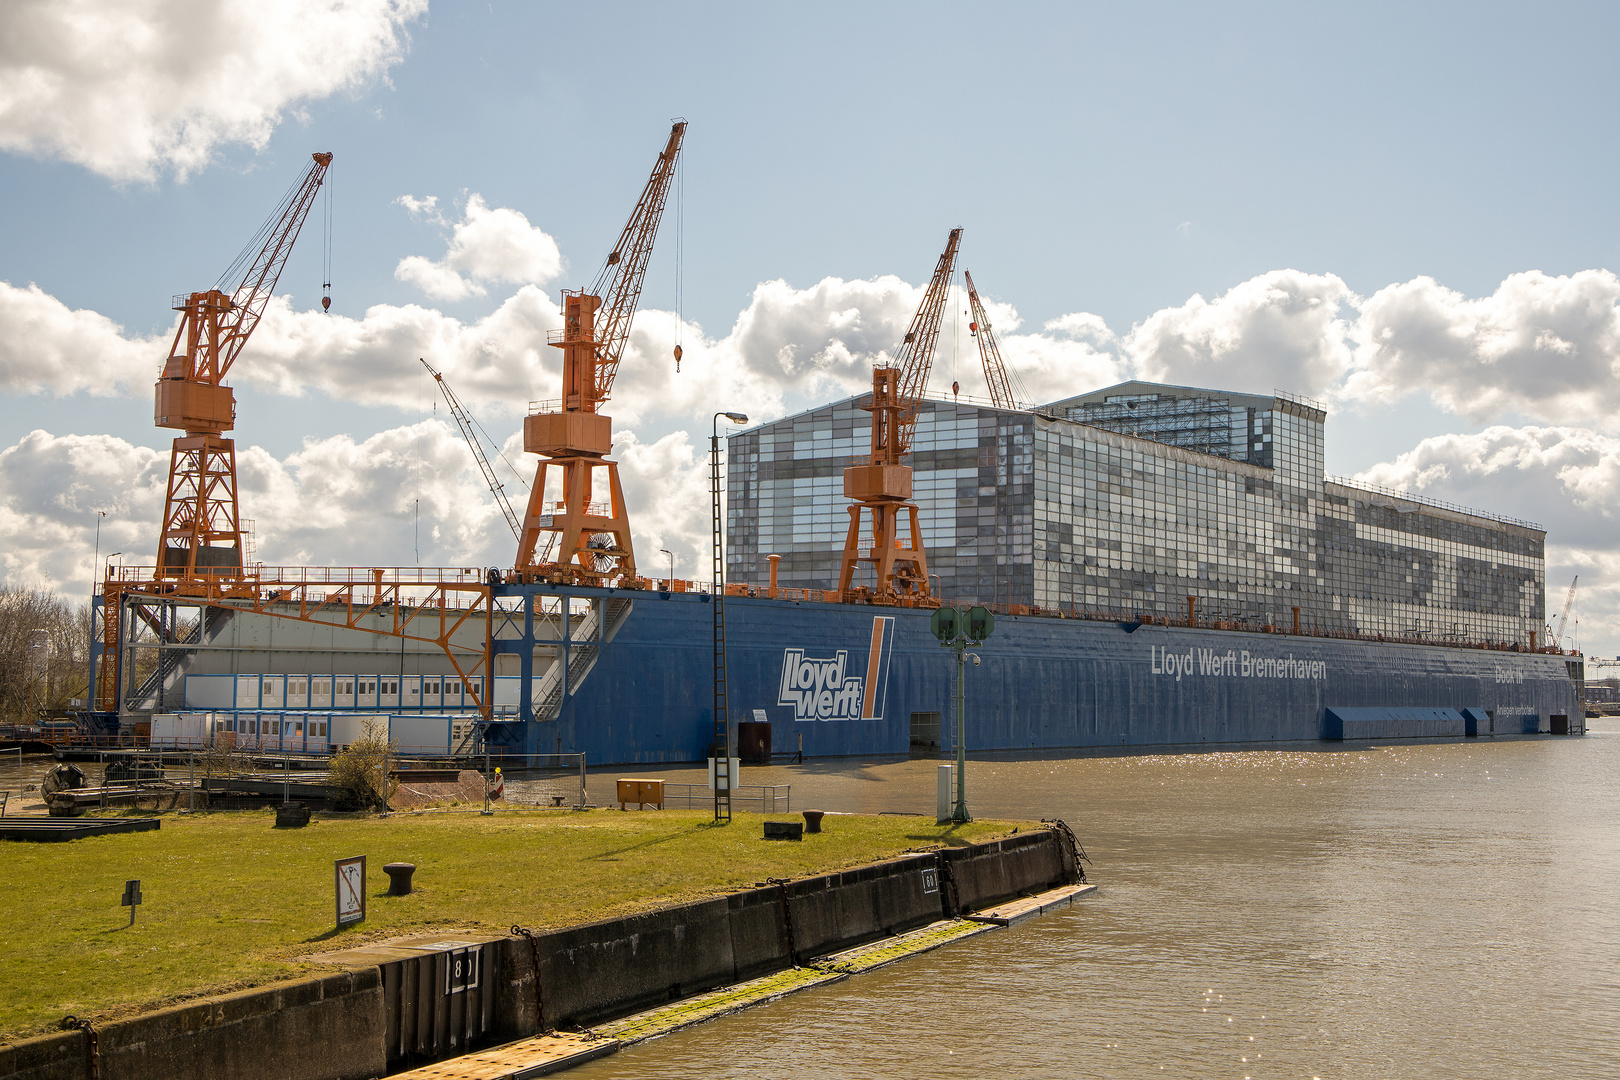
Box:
711;433;731;822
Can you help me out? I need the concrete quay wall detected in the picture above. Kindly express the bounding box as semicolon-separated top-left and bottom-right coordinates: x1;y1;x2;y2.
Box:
500;829;1074;1032
0;970;383;1080
0;830;1072;1080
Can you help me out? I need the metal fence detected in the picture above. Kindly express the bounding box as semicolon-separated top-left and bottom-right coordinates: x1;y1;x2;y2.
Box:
485;753;587;810
661;783;791;812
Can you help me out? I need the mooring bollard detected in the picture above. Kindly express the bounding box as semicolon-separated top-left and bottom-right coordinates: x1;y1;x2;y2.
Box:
274;804;311;828
383;862;416;895
802;809;825;833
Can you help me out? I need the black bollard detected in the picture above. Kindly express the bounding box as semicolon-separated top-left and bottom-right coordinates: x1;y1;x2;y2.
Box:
383;862;416;896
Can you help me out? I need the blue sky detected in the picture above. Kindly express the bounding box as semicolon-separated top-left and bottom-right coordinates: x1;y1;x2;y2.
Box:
2;1;1618;656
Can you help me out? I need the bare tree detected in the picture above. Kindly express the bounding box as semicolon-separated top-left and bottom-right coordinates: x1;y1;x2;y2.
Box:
0;586;91;723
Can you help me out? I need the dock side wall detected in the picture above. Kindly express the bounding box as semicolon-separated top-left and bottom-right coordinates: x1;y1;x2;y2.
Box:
500;828;1074;1032
0;970;382;1080
0;832;1068;1080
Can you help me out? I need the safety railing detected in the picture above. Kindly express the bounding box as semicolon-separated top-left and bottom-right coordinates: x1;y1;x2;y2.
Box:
1325;476;1542;531
661;783;790;812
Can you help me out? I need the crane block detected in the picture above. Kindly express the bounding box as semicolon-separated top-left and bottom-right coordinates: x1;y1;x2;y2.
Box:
154;380;235;433
843;464;913;501
523;411;613;457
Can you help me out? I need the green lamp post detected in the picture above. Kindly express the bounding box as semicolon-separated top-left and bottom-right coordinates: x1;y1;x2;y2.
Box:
930;603;995;822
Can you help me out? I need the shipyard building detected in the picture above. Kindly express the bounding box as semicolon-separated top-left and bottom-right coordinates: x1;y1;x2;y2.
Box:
727;380;1545;647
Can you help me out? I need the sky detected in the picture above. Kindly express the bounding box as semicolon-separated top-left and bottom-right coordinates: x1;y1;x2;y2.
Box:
2;0;1619;658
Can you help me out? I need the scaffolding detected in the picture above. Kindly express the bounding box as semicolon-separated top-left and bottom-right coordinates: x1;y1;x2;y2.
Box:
1065;394;1237;458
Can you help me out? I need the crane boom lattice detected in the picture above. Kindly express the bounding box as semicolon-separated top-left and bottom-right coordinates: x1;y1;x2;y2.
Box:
588;122;686;407
964;269;1021;411
422;358;522;542
1556;575;1578;647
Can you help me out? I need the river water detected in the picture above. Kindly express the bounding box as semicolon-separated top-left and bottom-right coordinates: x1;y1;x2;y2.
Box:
570;725;1620;1079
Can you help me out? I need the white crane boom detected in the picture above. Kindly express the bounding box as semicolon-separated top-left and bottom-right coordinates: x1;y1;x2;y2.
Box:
1555;575;1578;647
421;358;522;542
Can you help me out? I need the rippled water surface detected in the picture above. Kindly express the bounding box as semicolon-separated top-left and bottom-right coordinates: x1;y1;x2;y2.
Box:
569;726;1620;1079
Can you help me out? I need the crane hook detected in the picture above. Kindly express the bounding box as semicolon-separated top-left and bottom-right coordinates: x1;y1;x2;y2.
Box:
321;295;331;313
673;343;682;373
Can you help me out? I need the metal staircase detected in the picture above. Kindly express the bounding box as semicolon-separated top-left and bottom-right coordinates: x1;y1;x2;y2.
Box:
126;608;233;713
530;597;633;722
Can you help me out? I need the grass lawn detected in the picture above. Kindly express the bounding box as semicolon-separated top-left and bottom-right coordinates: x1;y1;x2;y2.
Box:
0;807;1014;1039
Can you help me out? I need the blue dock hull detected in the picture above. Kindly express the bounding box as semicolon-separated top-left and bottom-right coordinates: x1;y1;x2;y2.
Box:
511;588;1580;765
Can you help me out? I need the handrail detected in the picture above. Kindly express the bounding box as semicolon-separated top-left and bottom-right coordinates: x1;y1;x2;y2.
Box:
1326;476;1542;531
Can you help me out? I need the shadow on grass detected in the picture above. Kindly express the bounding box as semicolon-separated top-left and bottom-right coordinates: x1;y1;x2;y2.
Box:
585;829;694;861
301;925;357;944
903;823;977;847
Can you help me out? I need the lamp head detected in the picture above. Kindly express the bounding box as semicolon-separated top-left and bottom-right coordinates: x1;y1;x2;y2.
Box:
723;412;749;424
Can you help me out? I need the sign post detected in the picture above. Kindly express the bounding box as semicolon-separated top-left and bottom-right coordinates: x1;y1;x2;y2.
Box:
929;604;994;823
335;856;366;929
120;879;142;926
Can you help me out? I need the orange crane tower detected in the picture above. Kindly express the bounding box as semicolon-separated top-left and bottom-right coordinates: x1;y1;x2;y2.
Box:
153;152;332;591
515;122;685;585
837;227;962;603
963;269;1023;411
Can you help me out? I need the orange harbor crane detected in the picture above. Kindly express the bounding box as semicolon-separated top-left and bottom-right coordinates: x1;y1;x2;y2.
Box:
963;269;1024;411
153;152;332;591
514;121;686;586
837;227;962;604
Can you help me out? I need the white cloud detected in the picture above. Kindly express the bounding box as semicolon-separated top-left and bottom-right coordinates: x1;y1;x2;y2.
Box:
0;0;426;183
1344;270;1620;424
393;194;443;224
1355;425;1620;548
1122;269;1355;398
395;194;564;301
0;281;161;396
0;421;717;592
611;428;712;580
216;286;565;414
0;430;165;589
1354;424;1620;653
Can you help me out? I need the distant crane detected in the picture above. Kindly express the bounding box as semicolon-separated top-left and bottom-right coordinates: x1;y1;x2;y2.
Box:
514;122;685;586
963;269;1027;411
421;358;523;542
1555;575;1579;650
837;228;962;602
152;152;332;589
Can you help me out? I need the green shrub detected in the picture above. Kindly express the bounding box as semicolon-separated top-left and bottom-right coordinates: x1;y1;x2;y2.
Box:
326;717;396;810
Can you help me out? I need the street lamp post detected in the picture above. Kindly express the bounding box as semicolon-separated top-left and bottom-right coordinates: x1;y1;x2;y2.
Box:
659;548;674;582
92;511;106;593
929;604;995;823
710;410;748;823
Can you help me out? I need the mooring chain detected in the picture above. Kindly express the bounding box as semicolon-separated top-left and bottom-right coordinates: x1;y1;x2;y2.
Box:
935;855;962;916
511;925;548;1033
765;877;799;966
61;1016;100;1080
1041;817;1091;883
